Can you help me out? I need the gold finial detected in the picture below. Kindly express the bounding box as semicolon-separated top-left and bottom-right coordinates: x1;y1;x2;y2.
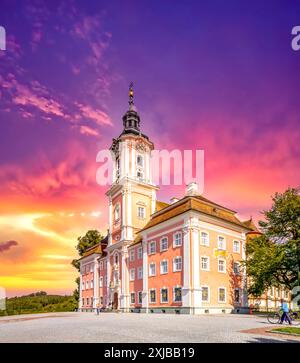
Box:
129;82;134;109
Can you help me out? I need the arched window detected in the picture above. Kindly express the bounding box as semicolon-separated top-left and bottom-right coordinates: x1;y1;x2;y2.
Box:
137;155;144;167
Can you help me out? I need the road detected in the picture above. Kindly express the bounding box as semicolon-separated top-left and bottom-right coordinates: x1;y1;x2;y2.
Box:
0;312;299;343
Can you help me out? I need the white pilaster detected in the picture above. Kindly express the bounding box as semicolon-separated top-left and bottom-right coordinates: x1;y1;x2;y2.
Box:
142;239;148;312
182;225;191;308
122;189;127;240
107;253;111;304
79;269;83;310
241;235;248;307
191;220;201;310
93;258;99;309
120;247;129;311
108;197;112;245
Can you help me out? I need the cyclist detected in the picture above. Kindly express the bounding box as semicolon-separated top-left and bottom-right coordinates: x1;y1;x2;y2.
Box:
280;298;291;325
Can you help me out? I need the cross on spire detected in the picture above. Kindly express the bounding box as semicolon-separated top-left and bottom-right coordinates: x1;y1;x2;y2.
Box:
129;82;134;110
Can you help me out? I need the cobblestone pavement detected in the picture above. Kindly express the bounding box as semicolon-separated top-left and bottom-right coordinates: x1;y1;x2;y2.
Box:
0;312;299;343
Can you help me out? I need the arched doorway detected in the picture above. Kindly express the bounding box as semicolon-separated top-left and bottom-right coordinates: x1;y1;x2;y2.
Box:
113;292;118;310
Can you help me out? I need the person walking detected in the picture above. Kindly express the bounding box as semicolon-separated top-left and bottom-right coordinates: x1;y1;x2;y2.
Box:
96;303;100;315
280;299;291;325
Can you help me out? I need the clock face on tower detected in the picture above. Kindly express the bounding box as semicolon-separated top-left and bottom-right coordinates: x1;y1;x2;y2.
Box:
136;142;146;153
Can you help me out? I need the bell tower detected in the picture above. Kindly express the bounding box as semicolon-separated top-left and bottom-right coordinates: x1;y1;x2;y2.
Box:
105;83;158;311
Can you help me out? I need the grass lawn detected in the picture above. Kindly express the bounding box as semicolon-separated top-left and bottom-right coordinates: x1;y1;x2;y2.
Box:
272;327;300;336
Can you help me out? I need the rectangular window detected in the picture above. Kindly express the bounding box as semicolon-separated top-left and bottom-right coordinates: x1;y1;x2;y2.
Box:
202;287;209;302
149;262;156;276
100;296;103;305
82;298;84;306
200;232;209;246
218;287;226;303
130;268;135;281
233;240;240;253
201;257;209;271
138;247;143;259
90;264;93;273
130;249;135;262
149;241;156;255
99;261;103;270
160;260;168;274
138;266;143;279
130;292;135;304
234;288;240;303
161;288;168;303
218;236;226;250
174;287;182;302
160;237;168;252
86;281;89;289
137;206;146;219
218;259;226;273
173;256;182;272
284;290;289;299
99;277;103;287
173;232;182;247
86;298;89;305
90;280;94;289
138;291;143;305
233;262;240;275
150;289;156;303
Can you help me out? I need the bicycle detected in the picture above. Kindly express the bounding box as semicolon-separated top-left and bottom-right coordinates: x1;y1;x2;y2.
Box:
267;308;300;325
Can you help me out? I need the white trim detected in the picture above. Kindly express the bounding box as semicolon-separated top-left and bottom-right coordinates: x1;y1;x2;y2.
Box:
217;235;226;250
233;240;241;254
200;230;210;247
149;262;156;277
173;256;182;272
129;268;135;281
173;231;182;248
138;290;143;305
218;257;226;273
160;236;168;252
137;266;143;280
129;249;135;262
149;288;156;304
201;285;210;303
130;292;135;305
160;287;169;304
148;241;156;255
218;287;227;303
137;246;143;259
160;259;168;275
200;255;210;271
173;285;182;303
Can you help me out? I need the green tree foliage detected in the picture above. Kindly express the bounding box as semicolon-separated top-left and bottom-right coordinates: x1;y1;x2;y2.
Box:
0;293;77;316
71;230;103;301
245;188;300;297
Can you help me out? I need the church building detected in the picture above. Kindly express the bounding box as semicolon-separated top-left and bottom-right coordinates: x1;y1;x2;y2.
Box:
79;85;261;314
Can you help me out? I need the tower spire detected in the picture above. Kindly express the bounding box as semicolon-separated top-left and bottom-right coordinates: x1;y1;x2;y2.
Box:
129;82;134;110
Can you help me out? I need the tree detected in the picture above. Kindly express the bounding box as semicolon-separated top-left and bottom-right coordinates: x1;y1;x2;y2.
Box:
71;230;104;301
245;187;300;297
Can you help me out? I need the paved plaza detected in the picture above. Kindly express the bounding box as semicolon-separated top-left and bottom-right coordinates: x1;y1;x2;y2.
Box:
0;312;299;343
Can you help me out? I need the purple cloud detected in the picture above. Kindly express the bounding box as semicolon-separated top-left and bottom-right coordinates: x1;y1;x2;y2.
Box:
0;240;18;253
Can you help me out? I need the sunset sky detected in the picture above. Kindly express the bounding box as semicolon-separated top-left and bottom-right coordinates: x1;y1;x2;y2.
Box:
0;0;299;297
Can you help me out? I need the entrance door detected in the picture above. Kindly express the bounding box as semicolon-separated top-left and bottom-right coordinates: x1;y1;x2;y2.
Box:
113;292;118;310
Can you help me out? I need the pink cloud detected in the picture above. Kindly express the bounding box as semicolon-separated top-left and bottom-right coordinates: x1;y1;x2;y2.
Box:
75;102;112;126
79;125;99;137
